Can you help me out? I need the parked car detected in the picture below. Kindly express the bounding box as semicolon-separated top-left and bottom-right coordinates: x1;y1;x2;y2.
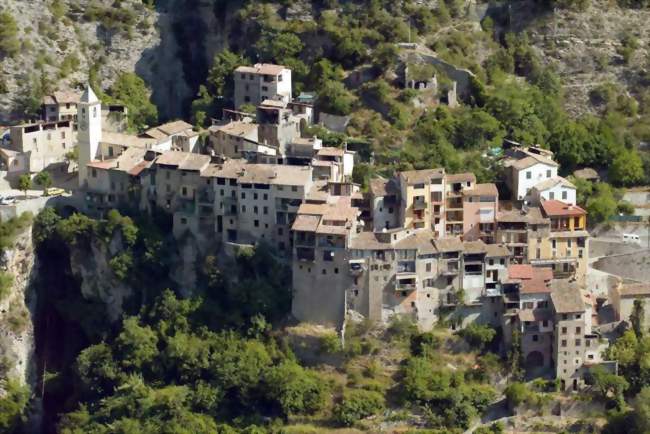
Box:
0;196;17;205
45;187;65;197
623;233;641;245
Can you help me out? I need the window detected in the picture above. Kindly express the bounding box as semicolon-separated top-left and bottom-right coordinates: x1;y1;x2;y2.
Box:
254;206;258;214
242;205;246;212
526;171;532;179
181;217;187;224
263;193;268;200
278;227;283;235
389;207;393;214
61;131;65;139
253;193;258;200
562;190;567;200
263;206;268;215
575;339;581;346
182;187;187;196
562;327;567;334
561;339;567;347
254;220;259;227
549;192;554;200
323;250;334;261
291;186;298;192
334;268;339;274
241;192;246;199
322;269;326;275
532;334;539;342
546;169;551;178
542;320;548;327
426;263;431;272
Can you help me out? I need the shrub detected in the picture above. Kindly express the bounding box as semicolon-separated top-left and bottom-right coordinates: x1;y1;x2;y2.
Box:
0;12;20;58
320;332;340;354
333;389;385;426
264;361;328;416
0;272;13;302
458;323;497;351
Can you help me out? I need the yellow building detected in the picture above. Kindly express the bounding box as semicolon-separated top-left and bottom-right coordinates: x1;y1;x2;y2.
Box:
529;200;588;283
398;168;446;236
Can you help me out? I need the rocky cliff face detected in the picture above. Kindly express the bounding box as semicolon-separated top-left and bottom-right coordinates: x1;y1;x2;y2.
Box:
0;0;242;122
0;0;159;122
0;228;37;390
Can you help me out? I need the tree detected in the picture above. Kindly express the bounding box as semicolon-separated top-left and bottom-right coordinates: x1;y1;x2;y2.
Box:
610;149;644;187
17;174;31;198
34;171;53;195
632;299;646;338
458;324;496;352
317;80;356;115
114;317;158;370
0;378;30;432
633;387;650;434
0;12;20;58
333;389;385;426
586;183;618;223
591;366;629;408
107;72;158;132
263;361;328;417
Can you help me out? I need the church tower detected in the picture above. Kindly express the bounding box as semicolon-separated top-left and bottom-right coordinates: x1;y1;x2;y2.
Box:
77;85;102;187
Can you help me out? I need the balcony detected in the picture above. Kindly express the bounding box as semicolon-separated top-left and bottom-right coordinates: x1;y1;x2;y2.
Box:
296;247;315;262
397;260;416;273
349;259;365;276
197;189;215;204
317;236;345;248
413;200;427;210
441;261;459;275
430;192;443;203
295;233;316;247
396;275;417;291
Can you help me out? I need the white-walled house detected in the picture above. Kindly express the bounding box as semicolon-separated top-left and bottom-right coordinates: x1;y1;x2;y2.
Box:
504;149;559;201
529;177;576;206
234;64;292;110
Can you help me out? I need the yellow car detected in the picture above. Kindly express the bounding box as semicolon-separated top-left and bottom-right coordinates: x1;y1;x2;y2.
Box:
46;187;65;196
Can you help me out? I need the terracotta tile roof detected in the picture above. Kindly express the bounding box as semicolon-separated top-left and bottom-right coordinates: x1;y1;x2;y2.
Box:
101;131;157;149
317;147;345;157
550;280;585;313
43;89;80;105
155;151;211;171
260;99;287;108
463;183;498;196
463;240;487;255
369;178;398;197
236;63;287;75
144;120;193;139
399;168;445;184
485;243;510;257
533;176;575;192
292;215;320;232
446;172;476;184
433;237;463;252
508;265;553;294
395;230;437;253
518;308;553;322
497;207;549;224
541;200;586;217
349;231;393;250
618;283;650;298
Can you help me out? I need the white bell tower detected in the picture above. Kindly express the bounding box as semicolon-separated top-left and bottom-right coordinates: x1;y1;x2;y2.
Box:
77;84;102;187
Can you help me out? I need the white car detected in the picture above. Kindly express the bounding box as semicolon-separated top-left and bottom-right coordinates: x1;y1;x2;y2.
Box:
0;196;16;205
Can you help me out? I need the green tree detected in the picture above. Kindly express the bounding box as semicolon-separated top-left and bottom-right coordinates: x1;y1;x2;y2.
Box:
333;389;385;426
17;174;31;198
317;80;356;115
458;324;496;351
263;361;328;417
0;12;20;58
34;171;53;195
610;149;644;186
115;317;158;369
0;379;30;432
107;72;158;132
586;183;618;223
591;366;629;408
632;299;646;338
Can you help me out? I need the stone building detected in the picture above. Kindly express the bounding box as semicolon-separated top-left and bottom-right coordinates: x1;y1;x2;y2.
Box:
609;282;650;328
234;64;292;110
6;119;74;173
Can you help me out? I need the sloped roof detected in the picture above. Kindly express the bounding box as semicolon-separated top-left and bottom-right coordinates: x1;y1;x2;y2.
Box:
533;176;576;192
551;280;585;313
463;183;498;196
618;283;650;298
446;172;476;184
399;168;445;184
369;178;398;197
235;63;287;75
541;200;586;217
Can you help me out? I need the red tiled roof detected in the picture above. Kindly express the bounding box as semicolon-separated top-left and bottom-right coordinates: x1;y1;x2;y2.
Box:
541;200;586;217
508;264;533;280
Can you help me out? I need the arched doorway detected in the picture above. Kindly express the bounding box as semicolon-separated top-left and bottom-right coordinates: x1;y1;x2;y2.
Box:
525;351;544;369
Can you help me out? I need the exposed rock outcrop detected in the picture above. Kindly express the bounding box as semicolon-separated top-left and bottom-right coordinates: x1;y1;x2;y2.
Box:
0;228;37;390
